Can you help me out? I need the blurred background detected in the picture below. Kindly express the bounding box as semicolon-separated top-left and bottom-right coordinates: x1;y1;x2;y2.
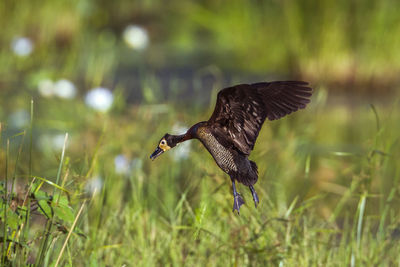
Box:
1;0;400;266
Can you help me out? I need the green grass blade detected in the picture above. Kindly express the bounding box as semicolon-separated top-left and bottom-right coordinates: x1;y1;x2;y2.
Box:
2;139;9;264
37;133;69;266
54;200;86;267
356;192;367;249
31;176;71;194
11;131;26;204
21;99;34;263
53;133;68;197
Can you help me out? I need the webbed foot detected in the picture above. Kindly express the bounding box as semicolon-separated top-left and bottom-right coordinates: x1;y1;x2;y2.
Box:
249;185;259;208
233;193;245;214
231;179;245;214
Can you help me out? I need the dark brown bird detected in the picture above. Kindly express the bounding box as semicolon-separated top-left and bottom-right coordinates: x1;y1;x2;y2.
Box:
150;81;312;213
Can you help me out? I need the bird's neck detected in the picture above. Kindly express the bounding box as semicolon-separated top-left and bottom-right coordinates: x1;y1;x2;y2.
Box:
170;130;192;145
171;133;189;144
175;121;206;144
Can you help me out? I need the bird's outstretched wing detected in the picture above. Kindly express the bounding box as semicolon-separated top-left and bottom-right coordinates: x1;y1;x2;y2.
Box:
207;81;312;155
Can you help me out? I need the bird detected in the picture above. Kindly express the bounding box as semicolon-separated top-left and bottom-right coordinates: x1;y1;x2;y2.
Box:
150;81;312;213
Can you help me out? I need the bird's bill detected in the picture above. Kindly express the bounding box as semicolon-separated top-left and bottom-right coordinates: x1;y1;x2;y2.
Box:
150;146;164;161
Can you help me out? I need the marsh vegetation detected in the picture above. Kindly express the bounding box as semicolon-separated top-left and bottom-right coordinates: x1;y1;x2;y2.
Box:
1;0;400;265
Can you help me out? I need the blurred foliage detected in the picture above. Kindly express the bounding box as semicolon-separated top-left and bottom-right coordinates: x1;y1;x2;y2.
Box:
0;86;400;265
1;0;400;265
1;0;400;99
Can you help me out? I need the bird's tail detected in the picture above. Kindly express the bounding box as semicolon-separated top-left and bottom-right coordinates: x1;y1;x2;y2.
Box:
239;160;258;186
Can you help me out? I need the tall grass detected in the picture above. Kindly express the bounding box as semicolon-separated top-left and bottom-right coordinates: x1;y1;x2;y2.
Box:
1;85;400;265
0;103;80;265
1;0;400;265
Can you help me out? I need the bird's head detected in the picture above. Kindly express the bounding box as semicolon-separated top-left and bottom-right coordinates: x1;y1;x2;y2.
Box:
149;133;180;161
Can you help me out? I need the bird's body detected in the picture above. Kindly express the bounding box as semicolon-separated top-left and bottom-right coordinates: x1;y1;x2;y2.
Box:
150;81;313;213
195;123;258;186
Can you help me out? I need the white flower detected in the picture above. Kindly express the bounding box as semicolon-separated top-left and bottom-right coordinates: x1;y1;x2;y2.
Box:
85;88;114;112
37;78;77;99
54;79;77;99
85;176;103;195
8;109;30;129
37;133;68;152
51;134;68;150
123;25;149;50
171;123;191;160
11;37;34;56
38;79;55;97
114;154;130;175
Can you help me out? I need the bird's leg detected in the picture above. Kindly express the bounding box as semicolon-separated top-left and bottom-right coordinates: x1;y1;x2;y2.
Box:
249;185;259;208
232;179;245;214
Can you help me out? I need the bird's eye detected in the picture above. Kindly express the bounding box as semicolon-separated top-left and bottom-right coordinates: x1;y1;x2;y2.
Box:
160;140;166;145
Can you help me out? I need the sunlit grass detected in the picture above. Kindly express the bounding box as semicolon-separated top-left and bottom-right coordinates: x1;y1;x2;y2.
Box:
1;85;400;265
1;0;400;265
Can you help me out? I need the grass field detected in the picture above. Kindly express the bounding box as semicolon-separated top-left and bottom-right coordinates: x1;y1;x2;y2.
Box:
1;86;400;266
2;0;400;265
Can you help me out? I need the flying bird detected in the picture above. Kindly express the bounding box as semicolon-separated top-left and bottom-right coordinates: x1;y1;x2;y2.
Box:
150;81;312;213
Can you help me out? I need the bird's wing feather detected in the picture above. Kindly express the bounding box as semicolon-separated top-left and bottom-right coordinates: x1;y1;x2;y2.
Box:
207;81;312;155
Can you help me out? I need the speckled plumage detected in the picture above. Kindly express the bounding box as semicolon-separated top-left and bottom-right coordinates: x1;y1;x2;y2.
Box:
197;126;238;173
150;80;313;213
195;125;258;186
